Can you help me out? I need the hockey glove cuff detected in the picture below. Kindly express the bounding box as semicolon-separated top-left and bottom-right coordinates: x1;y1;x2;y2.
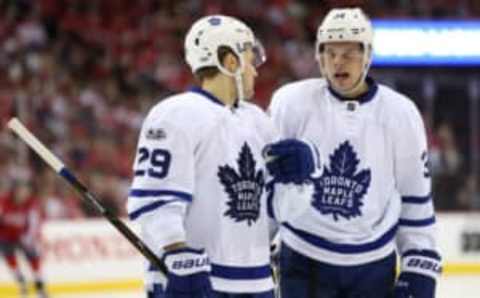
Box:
394;250;442;298
163;248;213;298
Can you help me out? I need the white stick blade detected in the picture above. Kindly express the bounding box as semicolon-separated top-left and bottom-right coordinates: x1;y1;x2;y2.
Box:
7;118;65;172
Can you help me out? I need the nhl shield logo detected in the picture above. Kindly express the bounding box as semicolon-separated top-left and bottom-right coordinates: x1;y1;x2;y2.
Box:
312;141;371;221
218;143;264;226
146;128;166;140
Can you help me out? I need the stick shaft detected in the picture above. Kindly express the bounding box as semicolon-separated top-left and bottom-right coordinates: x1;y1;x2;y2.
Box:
7;118;167;274
8;118;64;171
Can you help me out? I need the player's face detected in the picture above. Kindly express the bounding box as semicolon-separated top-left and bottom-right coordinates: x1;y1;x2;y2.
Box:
320;42;366;93
241;49;258;100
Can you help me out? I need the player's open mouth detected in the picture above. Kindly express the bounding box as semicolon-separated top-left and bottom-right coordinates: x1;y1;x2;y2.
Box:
334;72;350;80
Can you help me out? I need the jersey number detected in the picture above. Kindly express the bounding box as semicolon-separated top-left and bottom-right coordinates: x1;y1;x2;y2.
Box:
421;151;431;178
135;147;171;179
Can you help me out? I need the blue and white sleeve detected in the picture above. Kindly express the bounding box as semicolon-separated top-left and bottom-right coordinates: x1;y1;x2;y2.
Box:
127;118;195;251
393;101;441;279
266;88;320;224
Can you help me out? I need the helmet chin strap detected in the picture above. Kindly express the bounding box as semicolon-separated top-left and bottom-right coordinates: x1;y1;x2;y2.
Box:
216;53;246;103
234;71;245;102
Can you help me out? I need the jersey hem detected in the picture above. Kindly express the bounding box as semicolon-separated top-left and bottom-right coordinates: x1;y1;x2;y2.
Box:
281;227;396;266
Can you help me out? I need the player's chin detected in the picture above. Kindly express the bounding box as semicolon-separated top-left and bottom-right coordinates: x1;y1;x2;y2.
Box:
332;80;355;94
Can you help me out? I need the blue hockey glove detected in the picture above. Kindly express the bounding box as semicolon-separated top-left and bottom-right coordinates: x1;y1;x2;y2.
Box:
263;139;318;184
147;284;165;298
163;248;213;298
394;250;442;298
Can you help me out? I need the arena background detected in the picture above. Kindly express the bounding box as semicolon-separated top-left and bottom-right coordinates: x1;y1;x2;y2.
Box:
0;0;479;297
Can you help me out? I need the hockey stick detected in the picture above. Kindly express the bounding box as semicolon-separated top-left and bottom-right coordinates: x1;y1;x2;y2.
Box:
7;118;168;275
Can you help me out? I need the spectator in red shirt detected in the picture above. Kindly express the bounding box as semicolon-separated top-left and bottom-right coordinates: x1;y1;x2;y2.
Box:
0;180;49;298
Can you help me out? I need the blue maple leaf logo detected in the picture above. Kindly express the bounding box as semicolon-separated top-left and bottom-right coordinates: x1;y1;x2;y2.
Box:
218;143;264;226
312;141;371;221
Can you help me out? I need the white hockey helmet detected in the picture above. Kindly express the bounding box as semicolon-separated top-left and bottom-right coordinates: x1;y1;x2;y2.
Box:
315;8;373;85
184;15;266;101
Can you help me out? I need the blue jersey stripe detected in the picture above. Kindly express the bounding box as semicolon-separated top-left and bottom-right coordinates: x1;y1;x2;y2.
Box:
283;223;398;254
211;263;272;280
129;199;186;220
399;216;436;227
402;195;431;204
129;189;193;202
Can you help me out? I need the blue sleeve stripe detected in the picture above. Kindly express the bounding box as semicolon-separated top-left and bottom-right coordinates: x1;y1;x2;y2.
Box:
211;263;271;280
402;195;431;204
283;223;398;254
128;199;186;220
129;189;193;202
399;216;436;227
162;248;205;261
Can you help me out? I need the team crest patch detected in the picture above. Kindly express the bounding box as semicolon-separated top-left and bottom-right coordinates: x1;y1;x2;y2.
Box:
218;143;264;226
312;141;371;221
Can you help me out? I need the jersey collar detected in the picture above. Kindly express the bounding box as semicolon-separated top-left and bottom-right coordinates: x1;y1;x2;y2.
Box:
327;76;378;105
189;86;239;108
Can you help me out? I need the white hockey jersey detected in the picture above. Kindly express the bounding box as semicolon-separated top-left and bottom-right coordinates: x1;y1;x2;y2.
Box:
269;77;438;266
127;87;276;293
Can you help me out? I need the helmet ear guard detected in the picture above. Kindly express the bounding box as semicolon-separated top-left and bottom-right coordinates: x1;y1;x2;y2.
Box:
213;40;265;78
184;15;266;101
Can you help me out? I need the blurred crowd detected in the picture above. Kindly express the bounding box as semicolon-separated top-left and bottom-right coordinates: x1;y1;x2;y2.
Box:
0;0;479;219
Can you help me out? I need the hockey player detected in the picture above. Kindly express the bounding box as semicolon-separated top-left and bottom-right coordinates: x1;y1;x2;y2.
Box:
0;180;49;298
267;7;442;298
127;15;316;298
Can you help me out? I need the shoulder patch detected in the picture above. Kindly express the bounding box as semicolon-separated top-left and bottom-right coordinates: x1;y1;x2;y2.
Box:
146;128;167;140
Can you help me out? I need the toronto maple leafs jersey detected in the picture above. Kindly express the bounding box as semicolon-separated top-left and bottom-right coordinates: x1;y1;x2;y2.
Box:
127;87;276;293
269;77;438;266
